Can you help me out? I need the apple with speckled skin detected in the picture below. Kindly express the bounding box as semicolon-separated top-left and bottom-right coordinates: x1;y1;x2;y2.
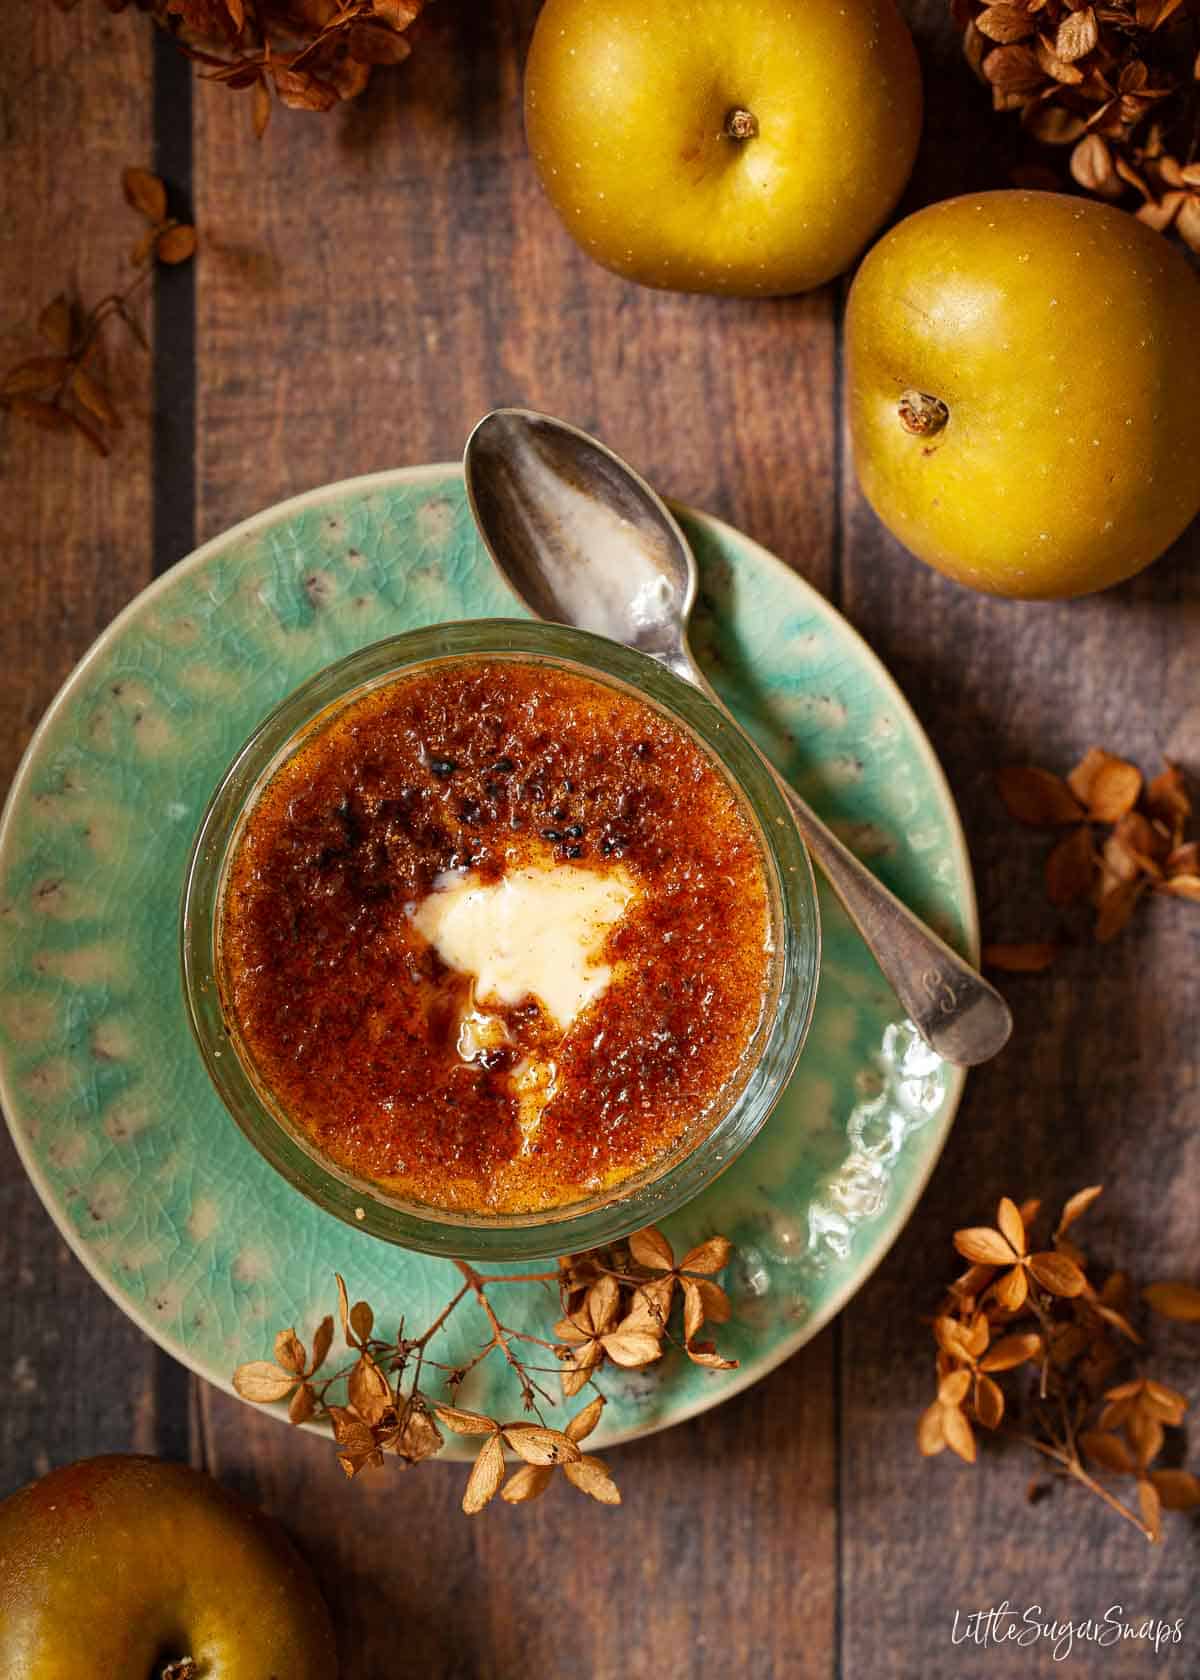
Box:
524;0;922;296
0;1455;338;1678
845;190;1200;598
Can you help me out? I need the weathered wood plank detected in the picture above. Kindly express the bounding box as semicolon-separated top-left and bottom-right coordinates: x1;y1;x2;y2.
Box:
191;4;838;1671
837;5;1200;1672
0;4;164;1498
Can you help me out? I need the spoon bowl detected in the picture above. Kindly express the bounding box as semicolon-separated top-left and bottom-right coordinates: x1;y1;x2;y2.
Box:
465;408;1013;1068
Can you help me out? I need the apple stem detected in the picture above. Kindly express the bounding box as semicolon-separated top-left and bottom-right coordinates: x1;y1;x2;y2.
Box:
723;107;758;142
898;390;949;437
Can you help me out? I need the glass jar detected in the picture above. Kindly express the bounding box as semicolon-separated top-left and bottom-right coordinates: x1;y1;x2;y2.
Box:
180;619;820;1261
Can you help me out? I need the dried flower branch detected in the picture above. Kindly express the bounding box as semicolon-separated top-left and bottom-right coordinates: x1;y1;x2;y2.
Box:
950;0;1200;248
920;1187;1200;1541
63;0;427;137
985;750;1197;969
232;1226;739;1515
0;168;196;456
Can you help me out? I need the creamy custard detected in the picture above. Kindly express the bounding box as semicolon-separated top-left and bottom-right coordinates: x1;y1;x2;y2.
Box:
219;658;772;1213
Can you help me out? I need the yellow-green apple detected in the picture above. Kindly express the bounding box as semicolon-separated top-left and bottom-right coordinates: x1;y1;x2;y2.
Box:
524;0;922;296
0;1455;337;1678
845;190;1200;598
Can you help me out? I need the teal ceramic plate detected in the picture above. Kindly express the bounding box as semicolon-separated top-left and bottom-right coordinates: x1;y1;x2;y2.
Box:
0;468;976;1453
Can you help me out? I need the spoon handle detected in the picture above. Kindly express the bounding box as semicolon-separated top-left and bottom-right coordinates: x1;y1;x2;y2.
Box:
777;782;1011;1066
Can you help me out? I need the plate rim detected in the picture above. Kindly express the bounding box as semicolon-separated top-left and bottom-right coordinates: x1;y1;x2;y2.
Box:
0;463;975;1448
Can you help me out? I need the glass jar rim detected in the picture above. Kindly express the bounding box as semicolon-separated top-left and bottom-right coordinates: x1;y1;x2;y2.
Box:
180;619;820;1261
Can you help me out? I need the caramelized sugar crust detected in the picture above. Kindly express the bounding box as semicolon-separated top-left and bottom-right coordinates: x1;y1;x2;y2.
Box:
220;659;771;1212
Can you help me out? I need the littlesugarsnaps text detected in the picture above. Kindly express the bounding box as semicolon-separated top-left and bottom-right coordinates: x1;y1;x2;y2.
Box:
951;1604;1184;1662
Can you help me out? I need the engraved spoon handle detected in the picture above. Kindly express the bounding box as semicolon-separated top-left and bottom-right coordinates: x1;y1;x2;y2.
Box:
677;649;1011;1067
780;778;1010;1065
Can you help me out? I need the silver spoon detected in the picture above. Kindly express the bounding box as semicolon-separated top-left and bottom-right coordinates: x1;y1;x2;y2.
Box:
463;408;1012;1068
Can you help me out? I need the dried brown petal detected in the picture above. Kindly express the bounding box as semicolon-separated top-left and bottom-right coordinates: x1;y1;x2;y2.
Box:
620;1276;675;1335
691;1276;732;1325
1128;1411;1165;1469
1045;825;1095;905
433;1403;499;1436
2;357;70;396
993;1263;1030;1312
996;1197;1027;1256
288;1381;317;1426
461;1434;505;1514
681;1277;705;1344
271;65;340;112
1037;37;1085;84
1160;874;1200;901
309;1315;334;1374
1079;1429;1136;1473
252;76;272;139
983;43;1046;92
680;1235;733;1275
348;1353;392;1425
1055;6;1098;61
955;1227;1020;1265
232;1360;296;1403
1138;1474;1162;1541
374;0;423;24
1143;1281;1200;1321
559;1361;597;1400
979;1332;1042;1371
157;224;198;265
939;1368;972;1406
502;1423;581;1466
1146;762;1190;833
1113;812;1165;875
1067;746;1109;804
1142;1381;1188;1424
122;167;167;224
349;1299;374;1343
977;3;1037;40
1027;1251;1087;1296
585;1272;621;1334
1056;1184;1103;1236
38;295;73;352
628;1226;675;1270
565;1395;605;1442
347;20;412;64
385;1403;443;1465
273;1328;306;1375
72;367;120;430
942;1405;977;1463
962;1314;990;1359
501;1463;552;1503
983;942;1057;973
1072;133;1122;197
601;1328;665;1368
563;1454;621;1505
1087;756;1142;821
685;1339;738;1370
996;765;1084;826
335;1274;351;1343
1148;1469;1200;1509
918;1399;947;1455
975;1373;1005;1429
1094;877;1144;942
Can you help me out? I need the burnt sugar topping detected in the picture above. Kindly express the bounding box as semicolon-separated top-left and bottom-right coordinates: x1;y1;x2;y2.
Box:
219;658;773;1214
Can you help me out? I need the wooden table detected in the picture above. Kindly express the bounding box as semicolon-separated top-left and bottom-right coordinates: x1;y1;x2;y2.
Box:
2;6;1196;1676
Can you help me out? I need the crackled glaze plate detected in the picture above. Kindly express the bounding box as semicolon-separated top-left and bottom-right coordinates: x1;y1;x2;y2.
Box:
0;467;976;1453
